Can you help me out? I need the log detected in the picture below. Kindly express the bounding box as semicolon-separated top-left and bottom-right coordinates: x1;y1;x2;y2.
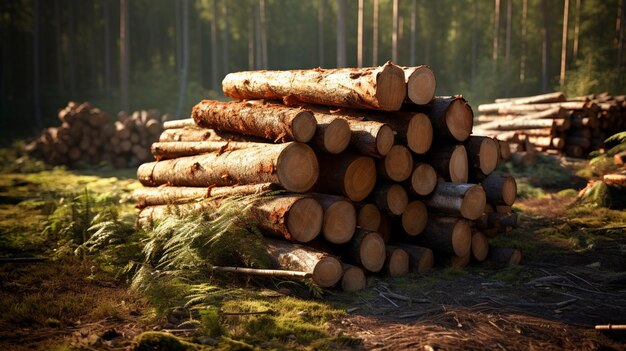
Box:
410;215;472;257
341;264;367;292
465;136;499;176
150;140;263;160
408;96;474;142
487;246;523;265
377;213;392;243
315;152;376;201
405;162;437;196
363;111;433;154
137;142;319;193
163;118;197;129
385;246;410;277
481;174;517;206
476;212;518;231
427;144;469;183
222;61;407;111
404;65;436;105
493;101;597;115
134;183;280;207
310;113;351;154
344;118;395;158
377;145;413;182
356;203;381;232
495;205;512;213
424;183;486;220
525;136;564;149
212;266;311;279
343;229;386;272
471;231;489;261
401;200;428;236
492;92;566;104
265;238;342;287
369;183;408;216
476;117;570;132
192;100;317;143
395;244;434;273
311;194;357;244
159;128;216;142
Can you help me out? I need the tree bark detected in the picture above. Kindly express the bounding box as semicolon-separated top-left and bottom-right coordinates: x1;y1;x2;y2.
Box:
377;145;413;182
159;128;217;142
407;96;474;142
409;215;472;257
481;174;517;206
369;183;408;216
343;229;385;272
137;142;319;193
314;152;376;201
150;140;265;160
385;245;409;277
192;100;317;143
133;183;279;207
395;244;434;273
401;200;428;236
520;0;527;82
222;62;407;111
560;0;569;87
427;144;469;183
265;238;342;287
424;182;486;220
163;119;197;130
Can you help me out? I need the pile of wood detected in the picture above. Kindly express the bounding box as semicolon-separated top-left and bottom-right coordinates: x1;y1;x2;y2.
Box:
25;102;164;168
134;62;522;292
475;92;626;158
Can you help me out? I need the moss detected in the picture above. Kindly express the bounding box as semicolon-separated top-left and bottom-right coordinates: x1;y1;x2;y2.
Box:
134;332;203;351
490;265;535;285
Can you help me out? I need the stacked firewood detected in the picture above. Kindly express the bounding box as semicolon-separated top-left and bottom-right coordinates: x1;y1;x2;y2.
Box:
134;62;522;292
475;92;626;157
25;102;164;168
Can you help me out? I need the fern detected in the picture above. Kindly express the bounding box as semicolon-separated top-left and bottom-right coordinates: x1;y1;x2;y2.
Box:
604;131;626;146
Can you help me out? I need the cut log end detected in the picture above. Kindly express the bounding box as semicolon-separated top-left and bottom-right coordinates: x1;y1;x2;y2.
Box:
344;156;377;202
409;163;437;196
376;125;395;156
386;184;409;215
375;62;407;111
323;200;357;244
277;143;319;193
471;231;489;261
446;99;474;142
359;231;386;272
449;145;469;183
387;247;410;277
323;118;351;154
450;254;471;268
406;66;436;105
452;219;472;257
479;137;499;175
402;200;428;236
460;185;487;220
342;265;366;292
357;203;381;232
417;248;434;272
383;145;413;182
313;256;343;287
407;112;433;154
287;197;324;243
502;177;518;206
291;111;318;143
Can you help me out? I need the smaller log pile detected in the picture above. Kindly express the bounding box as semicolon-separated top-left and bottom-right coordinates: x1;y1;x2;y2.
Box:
475;92;626;158
134;63;522;292
25;102;165;168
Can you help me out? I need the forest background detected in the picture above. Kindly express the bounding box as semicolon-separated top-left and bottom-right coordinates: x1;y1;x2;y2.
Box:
1;0;625;139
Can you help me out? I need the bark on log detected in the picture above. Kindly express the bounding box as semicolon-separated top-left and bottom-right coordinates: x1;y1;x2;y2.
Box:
343;118;395;158
424;182;486;220
401;200;428;236
476;117;570;132
150;140;263;160
471;231;489;261
310;113;351;154
492;101;597;115
481;174;517;206
159;128;217;142
405;162;437;196
343;229;386;272
465;136;499;176
407;96;474;142
265;238;343;287
311;194;356;244
222;61;407;111
403;65;436;105
356;203;381;232
314;152;376;201
377;145;413;182
365;111;433;154
525;136;564;149
427;144;469;183
212;266;312;279
163;118;197;129
369;183;408;216
385;245;410;277
394;244;434;273
341;263;366;292
410;215;472;257
137;142;319;193
192;100;317;143
493;91;566;104
487;246;523;265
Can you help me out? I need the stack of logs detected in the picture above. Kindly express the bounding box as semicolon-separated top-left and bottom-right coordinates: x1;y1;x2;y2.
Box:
25;102;164;168
475;92;626;158
134;62;522;292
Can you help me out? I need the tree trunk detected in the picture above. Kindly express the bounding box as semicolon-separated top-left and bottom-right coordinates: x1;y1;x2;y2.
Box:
310;113;351;154
410;0;417;66
210;0;219;90
481;174;517;206
103;0;111;97
221;0;230;74
356;203;381;232
310;194;356;244
395;244;434;273
265;239;342;287
163;119;197;130
357;0;363;68
120;0;129;113
404;66;437;105
409;215;472;257
159;128;217;142
337;0;346;67
424;182;486;220
492;91;566;105
520;0;527;82
407;96;474;142
343;229;386;272
259;0;268;69
572;0;580;62
427;144;469;183
372;0;379;66
150;140;265;160
560;0;569;87
541;0;550;92
475;117;569;132
392;0;399;63
405;162;437;196
369;183;408;216
471;231;489;261
465;136;499;176
504;0;512;95
32;0;41;129
385;245;409;277
133;183;279;207
377;145;413;182
488;246;523;265
471;0;478;88
493;0;500;66
222;62;407;111
247;7;254;70
137;142;319;193
401;200;428;236
68;0;77;99
341;264;366;292
314;152;376;201
192;100;317;143
318;0;324;67
175;0;189;117
55;0;64;91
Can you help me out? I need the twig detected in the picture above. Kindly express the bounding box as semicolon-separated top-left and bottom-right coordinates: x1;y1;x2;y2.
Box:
486;296;578;308
397;307;441;319
526;276;563;285
220;310;274;316
212;266;312;279
565;271;598;289
346;307;360;313
595;324;626;330
380;287;430;303
378;292;399;307
581;225;626;232
552;282;621;296
160;328;198;334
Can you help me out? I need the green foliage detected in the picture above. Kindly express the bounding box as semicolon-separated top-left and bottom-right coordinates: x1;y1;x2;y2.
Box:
199;307;224;337
134;332;203;351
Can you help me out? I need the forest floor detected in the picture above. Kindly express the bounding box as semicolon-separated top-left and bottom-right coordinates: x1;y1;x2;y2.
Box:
0;145;625;350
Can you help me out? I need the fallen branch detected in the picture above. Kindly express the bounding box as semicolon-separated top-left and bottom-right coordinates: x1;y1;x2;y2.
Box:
212;266;312;279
